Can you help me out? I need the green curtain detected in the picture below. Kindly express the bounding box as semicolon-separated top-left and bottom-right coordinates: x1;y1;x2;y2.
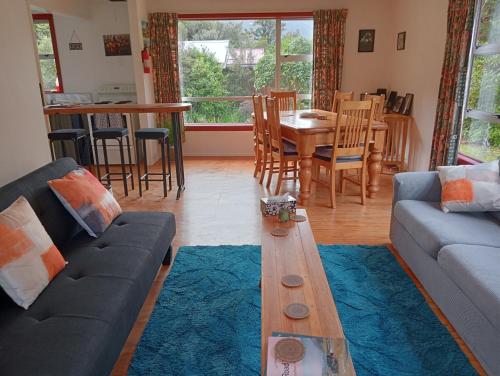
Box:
148;13;184;140
312;9;348;111
429;0;475;170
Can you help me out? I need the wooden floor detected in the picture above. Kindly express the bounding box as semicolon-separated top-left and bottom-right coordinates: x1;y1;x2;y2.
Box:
108;157;484;376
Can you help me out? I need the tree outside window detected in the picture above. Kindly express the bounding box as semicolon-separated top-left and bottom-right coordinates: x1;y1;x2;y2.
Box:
178;18;313;125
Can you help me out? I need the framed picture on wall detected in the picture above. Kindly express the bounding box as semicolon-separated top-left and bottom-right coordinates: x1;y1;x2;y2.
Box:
103;34;132;56
393;96;404;113
397;32;406;50
358;29;375;52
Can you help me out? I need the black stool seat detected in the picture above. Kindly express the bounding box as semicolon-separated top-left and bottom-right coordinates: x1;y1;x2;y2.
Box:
48;128;88;141
135;128;172;198
93;127;128;138
135;128;169;139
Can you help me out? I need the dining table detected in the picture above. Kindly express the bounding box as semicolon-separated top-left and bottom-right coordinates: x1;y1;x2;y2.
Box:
263;109;388;205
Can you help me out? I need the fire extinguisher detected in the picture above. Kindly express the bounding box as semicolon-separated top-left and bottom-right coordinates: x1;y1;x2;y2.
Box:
142;48;151;74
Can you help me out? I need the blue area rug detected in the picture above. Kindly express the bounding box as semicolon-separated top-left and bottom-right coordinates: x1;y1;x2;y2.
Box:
129;245;476;376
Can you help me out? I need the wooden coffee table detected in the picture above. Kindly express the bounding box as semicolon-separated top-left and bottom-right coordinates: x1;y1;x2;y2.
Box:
261;209;355;375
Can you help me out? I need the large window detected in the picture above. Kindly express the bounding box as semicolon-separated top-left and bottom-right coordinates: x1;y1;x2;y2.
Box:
33;14;63;93
178;15;313;125
460;0;499;162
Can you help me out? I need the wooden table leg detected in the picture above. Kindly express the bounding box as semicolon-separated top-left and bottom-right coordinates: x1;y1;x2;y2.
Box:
296;134;317;205
368;130;385;198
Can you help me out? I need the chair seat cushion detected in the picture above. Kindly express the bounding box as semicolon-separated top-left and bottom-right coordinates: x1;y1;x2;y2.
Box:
438;244;500;333
272;140;297;156
393;200;500;258
48;128;88;141
0;211;176;376
93;128;128;138
135;128;169;140
313;146;362;162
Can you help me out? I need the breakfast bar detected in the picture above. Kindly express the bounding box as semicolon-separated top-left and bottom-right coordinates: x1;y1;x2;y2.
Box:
43;103;192;199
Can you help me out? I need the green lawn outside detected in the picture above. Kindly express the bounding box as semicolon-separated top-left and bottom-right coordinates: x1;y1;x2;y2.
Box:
459;143;500;162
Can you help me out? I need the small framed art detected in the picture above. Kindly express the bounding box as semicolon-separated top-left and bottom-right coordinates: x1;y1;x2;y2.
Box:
358;29;375;52
397;32;406;51
393;96;404;113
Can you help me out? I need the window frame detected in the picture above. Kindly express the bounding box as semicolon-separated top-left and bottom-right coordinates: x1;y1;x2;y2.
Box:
178;12;314;130
459;0;499;163
32;13;64;93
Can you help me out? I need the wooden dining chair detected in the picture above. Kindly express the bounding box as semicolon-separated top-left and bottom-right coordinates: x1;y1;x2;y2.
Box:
252;95;271;184
270;90;297;111
381;113;410;173
265;97;300;195
332;90;354;113
363;94;386;120
312;99;375;208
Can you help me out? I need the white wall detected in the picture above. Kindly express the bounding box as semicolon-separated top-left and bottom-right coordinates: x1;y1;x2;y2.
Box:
30;0;90;18
0;0;51;186
53;2;135;98
184;131;254;156
388;0;448;171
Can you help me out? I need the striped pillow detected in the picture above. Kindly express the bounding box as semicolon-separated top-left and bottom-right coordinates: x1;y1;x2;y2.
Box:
438;160;500;213
48;167;122;237
0;196;66;309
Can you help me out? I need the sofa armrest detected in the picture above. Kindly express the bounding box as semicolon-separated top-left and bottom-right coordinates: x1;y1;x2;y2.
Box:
393;171;442;205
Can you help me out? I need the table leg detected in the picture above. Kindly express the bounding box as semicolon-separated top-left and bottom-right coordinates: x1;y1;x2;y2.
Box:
171;112;185;200
368;141;383;199
296;135;316;205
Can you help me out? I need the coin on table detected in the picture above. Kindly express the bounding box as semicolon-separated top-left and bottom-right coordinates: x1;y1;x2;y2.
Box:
290;214;307;222
275;338;305;363
281;274;304;288
271;228;289;237
284;303;310;319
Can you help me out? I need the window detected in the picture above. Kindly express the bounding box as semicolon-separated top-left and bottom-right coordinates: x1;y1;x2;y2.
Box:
178;14;313;125
32;14;63;93
460;0;499;162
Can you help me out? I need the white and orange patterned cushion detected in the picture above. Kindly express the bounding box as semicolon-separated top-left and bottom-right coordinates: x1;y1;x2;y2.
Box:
438;160;500;213
0;196;66;309
48;167;122;237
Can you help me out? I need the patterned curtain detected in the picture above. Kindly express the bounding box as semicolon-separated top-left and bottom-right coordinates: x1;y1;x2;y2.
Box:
312;9;348;111
429;0;475;170
148;13;184;140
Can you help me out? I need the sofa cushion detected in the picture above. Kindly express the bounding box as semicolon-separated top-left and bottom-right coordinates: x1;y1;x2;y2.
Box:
393;200;500;258
438;244;500;333
0;158;81;250
0;211;176;376
48;167;122;238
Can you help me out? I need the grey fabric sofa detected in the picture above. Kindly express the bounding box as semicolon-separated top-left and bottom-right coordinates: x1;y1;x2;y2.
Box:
0;158;175;376
390;171;500;375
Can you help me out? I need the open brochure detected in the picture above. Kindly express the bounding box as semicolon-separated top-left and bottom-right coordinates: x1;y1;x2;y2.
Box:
266;333;350;376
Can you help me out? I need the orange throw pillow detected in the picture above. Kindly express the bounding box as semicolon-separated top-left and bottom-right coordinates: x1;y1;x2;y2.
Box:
48;167;122;237
0;196;66;309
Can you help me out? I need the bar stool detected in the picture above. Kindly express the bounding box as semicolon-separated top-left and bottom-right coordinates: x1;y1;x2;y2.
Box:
93;127;134;196
135;128;172;197
48;128;89;165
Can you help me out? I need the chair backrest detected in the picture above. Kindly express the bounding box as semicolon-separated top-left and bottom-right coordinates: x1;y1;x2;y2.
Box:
265;97;283;154
382;113;410;171
363;94;385;120
331;90;354;113
332;99;375;161
252;95;267;145
270;90;297;111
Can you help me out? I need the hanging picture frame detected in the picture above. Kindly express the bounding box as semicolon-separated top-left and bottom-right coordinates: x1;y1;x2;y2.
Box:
358;29;375;52
103;34;132;56
397;32;406;51
69;30;83;51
